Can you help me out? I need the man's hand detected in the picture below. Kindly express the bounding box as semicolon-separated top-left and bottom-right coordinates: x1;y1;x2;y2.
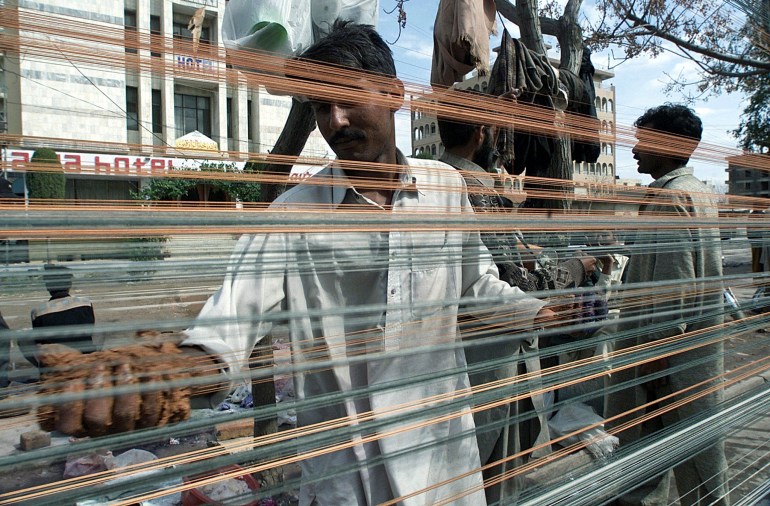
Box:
580;256;598;275
534;307;556;327
535;296;578;328
597;254;614;275
37;340;223;437
518;243;542;272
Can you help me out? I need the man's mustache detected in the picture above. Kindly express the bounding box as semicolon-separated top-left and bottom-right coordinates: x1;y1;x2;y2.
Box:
329;129;366;145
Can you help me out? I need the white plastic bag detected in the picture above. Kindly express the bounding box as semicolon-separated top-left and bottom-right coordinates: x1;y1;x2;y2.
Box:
548;402;619;459
311;0;379;40
223;0;379;56
222;0;312;56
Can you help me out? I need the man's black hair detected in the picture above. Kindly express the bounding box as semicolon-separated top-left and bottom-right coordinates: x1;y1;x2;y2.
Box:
634;104;703;165
43;264;72;294
436;89;489;149
298;19;396;78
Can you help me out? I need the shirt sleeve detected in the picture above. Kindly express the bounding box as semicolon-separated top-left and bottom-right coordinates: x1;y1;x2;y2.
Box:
640;201;698;343
182;232;287;377
457;189;545;327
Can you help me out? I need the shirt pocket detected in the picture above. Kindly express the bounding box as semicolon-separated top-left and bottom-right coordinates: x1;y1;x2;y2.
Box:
408;231;455;319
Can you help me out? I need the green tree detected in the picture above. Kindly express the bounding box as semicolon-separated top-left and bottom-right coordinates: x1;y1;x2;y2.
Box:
413;151;436;160
132;162;261;203
201;161;262;203
26;148;66;200
732;0;770;153
734;74;770;154
132;177;194;201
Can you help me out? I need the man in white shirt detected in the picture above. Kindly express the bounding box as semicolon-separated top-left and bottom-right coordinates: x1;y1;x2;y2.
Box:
42;20;555;506
186;20;560;506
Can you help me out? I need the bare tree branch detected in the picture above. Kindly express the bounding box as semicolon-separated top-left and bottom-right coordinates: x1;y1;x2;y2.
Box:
259;99;316;202
496;0;560;38
495;0;519;26
624;12;770;71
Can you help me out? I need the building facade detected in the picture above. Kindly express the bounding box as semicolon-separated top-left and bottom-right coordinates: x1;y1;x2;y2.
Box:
727;155;770;200
411;67;617;184
1;0;330;201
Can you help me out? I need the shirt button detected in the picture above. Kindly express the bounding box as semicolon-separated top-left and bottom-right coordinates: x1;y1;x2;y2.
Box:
390;288;396;295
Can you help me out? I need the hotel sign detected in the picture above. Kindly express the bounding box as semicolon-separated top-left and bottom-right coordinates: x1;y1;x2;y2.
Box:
4;150;325;180
3;150;245;176
176;54;214;71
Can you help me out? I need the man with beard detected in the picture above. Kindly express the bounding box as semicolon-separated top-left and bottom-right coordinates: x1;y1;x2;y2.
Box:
437;93;595;503
436;91;595;292
40;20;563;506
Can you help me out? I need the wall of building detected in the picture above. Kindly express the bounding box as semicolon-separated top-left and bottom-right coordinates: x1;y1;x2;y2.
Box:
2;0;330;202
13;1;127;143
727;162;770;199
574;75;616;183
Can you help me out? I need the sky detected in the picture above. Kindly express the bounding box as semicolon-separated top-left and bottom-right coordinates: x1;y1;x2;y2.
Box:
373;1;748;187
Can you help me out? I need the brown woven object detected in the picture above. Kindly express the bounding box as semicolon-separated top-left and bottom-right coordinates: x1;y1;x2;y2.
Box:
37;341;204;436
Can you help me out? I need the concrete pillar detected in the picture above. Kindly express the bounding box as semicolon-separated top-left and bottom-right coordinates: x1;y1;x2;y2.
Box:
216;82;227;151
250;88;261;154
136;0;154;152
234;75;249;157
162;0;175;147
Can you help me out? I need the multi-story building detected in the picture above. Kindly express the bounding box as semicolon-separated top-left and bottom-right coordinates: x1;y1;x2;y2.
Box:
1;0;330;201
411;66;616;184
726;154;770;200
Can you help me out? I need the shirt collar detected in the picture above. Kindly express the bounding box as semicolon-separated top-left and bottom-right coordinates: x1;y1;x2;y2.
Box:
439;151;496;189
649;166;693;189
326;149;419;206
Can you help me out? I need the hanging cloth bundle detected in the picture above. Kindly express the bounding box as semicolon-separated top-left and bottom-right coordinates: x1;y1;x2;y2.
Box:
487;29;560;175
431;0;497;86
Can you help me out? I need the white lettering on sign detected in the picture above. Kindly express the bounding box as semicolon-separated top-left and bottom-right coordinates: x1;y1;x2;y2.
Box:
288;165;324;181
4;151;328;180
176;54;214;71
4;150;247;176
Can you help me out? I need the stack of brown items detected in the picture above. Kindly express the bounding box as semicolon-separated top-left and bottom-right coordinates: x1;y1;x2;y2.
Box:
36;341;206;436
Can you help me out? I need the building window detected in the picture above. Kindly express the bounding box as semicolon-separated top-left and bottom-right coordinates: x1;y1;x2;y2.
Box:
124;10;137;54
430;122;436;135
247;99;253;140
173;21;210;44
227;97;233;139
152;89;162;134
126;86;139;131
431;144;437;156
150;15;162;57
174;93;211;137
